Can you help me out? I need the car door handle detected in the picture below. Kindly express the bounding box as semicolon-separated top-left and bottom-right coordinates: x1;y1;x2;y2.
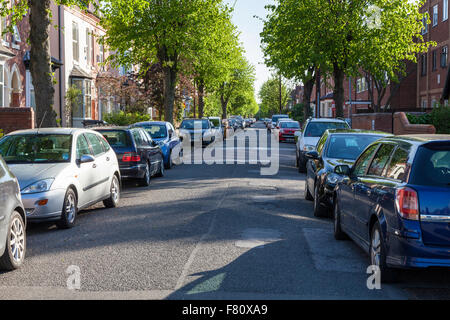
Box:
366;190;372;196
92;163;97;168
106;157;110;161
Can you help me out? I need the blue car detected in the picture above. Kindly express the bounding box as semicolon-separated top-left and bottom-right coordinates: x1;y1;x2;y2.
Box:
132;121;182;169
333;135;450;282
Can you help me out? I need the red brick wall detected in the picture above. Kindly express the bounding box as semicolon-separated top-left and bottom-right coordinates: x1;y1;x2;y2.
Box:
393;112;436;135
0;108;35;134
351;113;393;133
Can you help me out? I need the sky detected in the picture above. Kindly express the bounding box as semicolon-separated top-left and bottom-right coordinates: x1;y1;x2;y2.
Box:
224;0;275;102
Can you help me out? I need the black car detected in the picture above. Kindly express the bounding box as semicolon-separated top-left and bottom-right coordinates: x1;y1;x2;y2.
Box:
94;127;164;186
0;154;26;270
305;129;391;217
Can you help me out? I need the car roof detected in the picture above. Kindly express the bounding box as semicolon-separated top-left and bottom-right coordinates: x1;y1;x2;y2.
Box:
91;126;131;131
133;121;168;126
380;134;450;145
7;128;85;135
307;117;347;123
326;129;391;136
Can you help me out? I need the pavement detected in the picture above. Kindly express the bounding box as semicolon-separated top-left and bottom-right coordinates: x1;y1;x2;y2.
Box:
1;121;450;300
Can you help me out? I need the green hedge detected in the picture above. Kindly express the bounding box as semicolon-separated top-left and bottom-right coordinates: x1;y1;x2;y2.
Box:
103;111;151;126
406;105;450;134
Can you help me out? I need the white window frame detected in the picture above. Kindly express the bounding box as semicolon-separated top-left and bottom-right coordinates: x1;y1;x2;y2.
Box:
444;0;448;21
422;16;428;34
433;5;438;26
26;70;35;109
86;28;92;66
72;22;79;63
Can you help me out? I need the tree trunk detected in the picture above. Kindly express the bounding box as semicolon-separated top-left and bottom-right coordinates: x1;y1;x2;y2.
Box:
198;78;205;118
29;0;57;127
162;66;176;123
333;64;345;118
303;77;314;118
220;90;228;120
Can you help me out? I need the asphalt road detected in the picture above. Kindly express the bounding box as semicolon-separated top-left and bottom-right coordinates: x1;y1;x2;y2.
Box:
1;121;449;300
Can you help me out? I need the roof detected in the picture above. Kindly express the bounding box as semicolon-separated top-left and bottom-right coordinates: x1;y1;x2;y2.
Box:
7;128;81;135
70;65;93;79
326;129;392;136
92;126;130;131
308;117;348;123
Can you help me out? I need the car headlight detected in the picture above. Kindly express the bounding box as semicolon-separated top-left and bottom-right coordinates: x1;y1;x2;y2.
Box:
303;145;315;152
21;179;55;194
327;173;339;185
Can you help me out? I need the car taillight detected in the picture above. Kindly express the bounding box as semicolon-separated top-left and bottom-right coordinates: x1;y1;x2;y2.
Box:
395;187;419;220
122;153;141;162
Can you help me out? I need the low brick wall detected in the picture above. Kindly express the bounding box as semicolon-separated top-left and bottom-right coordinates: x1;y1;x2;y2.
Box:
393;112;436;135
351;113;392;133
0;107;35;134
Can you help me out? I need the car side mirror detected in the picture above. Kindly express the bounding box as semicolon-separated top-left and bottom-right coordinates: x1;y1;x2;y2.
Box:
305;151;319;160
78;154;95;164
334;165;351;176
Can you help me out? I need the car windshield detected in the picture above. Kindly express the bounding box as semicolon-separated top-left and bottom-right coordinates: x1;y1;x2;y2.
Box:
305;122;349;137
138;124;167;139
280;122;300;129
326;134;384;160
181;120;209;130
99;130;132;148
0;134;72;163
411;144;450;188
272;115;288;123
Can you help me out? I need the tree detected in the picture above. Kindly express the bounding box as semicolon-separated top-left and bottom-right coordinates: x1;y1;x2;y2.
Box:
101;0;227;124
1;0;94;127
261;0;432;117
258;75;291;117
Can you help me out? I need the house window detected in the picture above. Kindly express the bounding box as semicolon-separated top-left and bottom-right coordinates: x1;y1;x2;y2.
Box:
422;15;428;34
1;17;7;43
432;51;437;71
85;81;92;118
99;44;104;64
422;99;428;109
356;77;368;93
444;0;448;21
12;25;20;43
71;79;92;119
26;70;35;109
421;54;427;76
86;29;93;66
441;46;448;68
432;99;438;108
72;22;79;62
433;5;438;26
0;64;3;107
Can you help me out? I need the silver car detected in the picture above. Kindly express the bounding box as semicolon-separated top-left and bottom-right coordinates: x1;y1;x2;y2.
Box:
0;154;26;270
0;128;121;229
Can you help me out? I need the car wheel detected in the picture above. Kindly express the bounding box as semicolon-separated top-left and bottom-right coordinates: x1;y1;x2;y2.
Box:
156;160;165;177
313;183;327;217
0;211;26;270
57;188;78;229
140;162;151;186
298;154;306;173
165;150;173;170
370;222;399;283
304;181;314;201
295;152;299;168
333;198;349;240
104;175;120;208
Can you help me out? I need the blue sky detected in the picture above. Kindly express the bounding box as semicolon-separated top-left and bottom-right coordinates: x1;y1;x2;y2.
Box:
224;0;275;101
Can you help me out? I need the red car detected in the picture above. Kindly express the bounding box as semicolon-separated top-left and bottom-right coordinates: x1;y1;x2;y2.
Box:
277;121;301;142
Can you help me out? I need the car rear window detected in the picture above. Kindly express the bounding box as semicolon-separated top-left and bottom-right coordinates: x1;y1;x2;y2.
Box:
280;122;300;129
304;122;349;137
410;143;450;188
99;130;132;148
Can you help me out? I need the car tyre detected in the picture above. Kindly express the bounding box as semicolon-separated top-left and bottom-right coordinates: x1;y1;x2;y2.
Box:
156;160;165;177
57;188;78;229
165;151;173;170
304;181;314;201
370;222;399;283
313;183;327;217
298;154;306;173
0;211;26;270
333;198;349;240
104;175;120;208
140;162;151;186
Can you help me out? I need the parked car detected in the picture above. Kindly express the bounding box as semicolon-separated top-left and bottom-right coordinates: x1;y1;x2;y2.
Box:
132;121;182;169
269;114;289;132
276;120;301;143
305;129;391;217
179;119;216;146
333;134;450;282
0;154;26;270
296;118;350;172
94;127;164;186
0;128;121;229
